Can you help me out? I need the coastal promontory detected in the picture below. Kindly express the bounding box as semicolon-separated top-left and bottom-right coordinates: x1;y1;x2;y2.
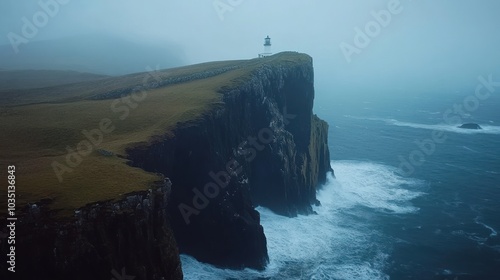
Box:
0;52;332;279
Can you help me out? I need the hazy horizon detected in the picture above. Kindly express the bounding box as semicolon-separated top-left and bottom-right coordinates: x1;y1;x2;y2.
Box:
2;0;500;97
2;2;500;279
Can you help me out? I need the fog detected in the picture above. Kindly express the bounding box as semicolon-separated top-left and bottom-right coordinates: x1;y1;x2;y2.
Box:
1;0;500;101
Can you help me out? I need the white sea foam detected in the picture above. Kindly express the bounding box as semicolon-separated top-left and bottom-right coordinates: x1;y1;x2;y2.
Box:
461;145;479;153
347;116;500;135
417;110;441;115
475;216;498;238
385;119;500;135
331;161;423;214
181;161;424;280
451;216;498;245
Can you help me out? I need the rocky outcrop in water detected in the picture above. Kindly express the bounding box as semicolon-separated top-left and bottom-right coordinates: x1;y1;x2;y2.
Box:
458;123;482;129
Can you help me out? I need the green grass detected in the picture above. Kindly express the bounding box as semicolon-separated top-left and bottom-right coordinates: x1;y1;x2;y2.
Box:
0;69;109;91
0;52;310;216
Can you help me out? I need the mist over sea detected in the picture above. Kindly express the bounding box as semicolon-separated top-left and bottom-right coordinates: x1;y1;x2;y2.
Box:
1;1;499;279
181;87;500;279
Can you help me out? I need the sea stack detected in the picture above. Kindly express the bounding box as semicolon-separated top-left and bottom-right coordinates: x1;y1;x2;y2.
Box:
458;123;482;129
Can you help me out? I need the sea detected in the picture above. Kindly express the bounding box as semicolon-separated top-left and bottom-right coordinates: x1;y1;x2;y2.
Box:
180;88;500;279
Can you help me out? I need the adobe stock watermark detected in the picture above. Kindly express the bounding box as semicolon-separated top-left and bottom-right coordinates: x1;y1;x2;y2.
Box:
7;0;70;54
398;74;500;176
51;66;162;183
111;267;135;280
178;107;296;224
340;0;404;63
213;0;245;21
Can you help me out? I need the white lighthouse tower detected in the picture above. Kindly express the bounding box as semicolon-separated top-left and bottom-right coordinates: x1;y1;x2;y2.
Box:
259;35;272;58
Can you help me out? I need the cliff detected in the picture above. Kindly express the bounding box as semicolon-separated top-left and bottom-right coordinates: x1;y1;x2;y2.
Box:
127;52;332;270
0;52;332;279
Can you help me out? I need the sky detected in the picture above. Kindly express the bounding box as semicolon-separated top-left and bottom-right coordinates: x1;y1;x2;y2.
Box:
1;0;500;100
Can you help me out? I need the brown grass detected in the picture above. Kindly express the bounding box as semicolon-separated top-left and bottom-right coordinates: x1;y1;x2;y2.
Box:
0;52;309;216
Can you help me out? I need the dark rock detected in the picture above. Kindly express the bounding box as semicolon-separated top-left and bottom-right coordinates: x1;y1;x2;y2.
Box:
0;52;332;278
458;123;482;129
0;180;183;280
127;52;332;270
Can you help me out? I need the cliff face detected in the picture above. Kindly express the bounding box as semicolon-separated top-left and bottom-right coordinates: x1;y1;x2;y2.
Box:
1;53;332;279
1;180;182;280
127;52;332;270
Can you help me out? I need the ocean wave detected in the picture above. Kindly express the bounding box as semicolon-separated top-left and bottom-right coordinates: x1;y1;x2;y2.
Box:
347;116;500;135
451;229;488;244
461;145;479;153
331;160;425;214
182;160;424;280
474;216;498;238
417;110;441;115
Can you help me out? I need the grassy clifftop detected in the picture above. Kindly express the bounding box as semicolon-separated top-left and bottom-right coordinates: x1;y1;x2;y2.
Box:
0;52;311;216
0;70;109;90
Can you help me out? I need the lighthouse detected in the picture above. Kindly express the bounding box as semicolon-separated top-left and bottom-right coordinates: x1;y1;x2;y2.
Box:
259;35;272;58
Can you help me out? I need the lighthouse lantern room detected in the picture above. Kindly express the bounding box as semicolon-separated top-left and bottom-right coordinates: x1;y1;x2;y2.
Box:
258;35;272;58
